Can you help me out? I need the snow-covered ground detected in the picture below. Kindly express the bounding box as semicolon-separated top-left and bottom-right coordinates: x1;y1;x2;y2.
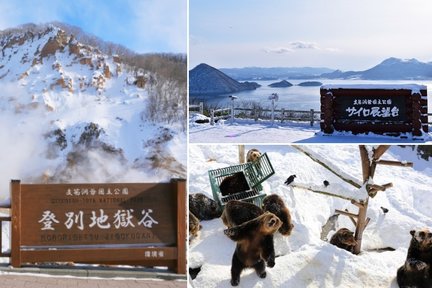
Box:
189;113;432;143
188;145;432;287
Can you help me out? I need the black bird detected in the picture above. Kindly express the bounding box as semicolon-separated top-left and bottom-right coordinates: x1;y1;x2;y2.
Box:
284;175;296;185
380;206;389;214
323;180;330;187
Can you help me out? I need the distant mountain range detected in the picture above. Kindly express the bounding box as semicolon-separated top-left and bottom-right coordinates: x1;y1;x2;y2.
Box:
214;57;432;81
321;57;432;80
189;58;432;96
219;67;333;80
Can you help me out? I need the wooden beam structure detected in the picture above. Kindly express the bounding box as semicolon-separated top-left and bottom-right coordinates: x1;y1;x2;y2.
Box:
291;184;359;202
375;160;413;167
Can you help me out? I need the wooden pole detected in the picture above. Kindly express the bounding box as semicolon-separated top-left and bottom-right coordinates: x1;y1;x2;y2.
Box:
291;184;360;202
11;179;22;267
174;179;186;274
375;160;413;167
239;145;245;164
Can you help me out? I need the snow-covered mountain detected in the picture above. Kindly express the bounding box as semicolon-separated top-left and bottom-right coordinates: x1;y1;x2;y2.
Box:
321;57;432;80
0;24;186;200
189;63;260;95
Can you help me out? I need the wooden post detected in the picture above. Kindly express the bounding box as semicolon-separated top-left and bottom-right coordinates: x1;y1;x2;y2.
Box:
239;145;245;164
11;179;21;267
174;179;186;274
412;93;422;136
271;99;275;125
231;101;235;124
353;200;367;255
281;108;285;123
320;91;334;134
210;109;215;126
310;109;314;126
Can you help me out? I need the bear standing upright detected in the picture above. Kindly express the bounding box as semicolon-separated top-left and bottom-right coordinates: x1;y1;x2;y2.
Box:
397;228;432;288
224;212;282;286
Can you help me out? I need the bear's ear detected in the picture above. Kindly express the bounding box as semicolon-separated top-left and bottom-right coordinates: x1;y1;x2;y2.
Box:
410;230;415;236
224;227;240;241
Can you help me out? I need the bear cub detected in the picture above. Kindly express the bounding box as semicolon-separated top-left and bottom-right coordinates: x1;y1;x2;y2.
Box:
397;228;432;288
330;228;357;253
224;212;282;286
262;194;294;236
221;200;263;228
189;193;222;221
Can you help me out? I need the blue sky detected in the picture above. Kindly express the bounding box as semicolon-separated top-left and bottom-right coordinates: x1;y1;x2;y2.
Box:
0;0;186;53
190;0;432;70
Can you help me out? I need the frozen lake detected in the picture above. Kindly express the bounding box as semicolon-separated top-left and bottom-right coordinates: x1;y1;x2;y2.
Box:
190;79;432;112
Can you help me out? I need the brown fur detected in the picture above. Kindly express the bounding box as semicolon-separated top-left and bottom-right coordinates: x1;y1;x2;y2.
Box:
189;212;201;242
224;212;282;286
221;200;263;228
189;193;222;220
262;194;294;236
246;149;261;163
397;228;432;288
330;228;357;253
219;172;250;196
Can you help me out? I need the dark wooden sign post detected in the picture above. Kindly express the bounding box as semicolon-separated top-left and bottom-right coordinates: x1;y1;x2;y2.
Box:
10;179;186;274
321;85;428;137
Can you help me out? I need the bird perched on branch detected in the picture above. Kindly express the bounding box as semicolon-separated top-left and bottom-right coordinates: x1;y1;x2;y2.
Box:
380;206;389;214
323;180;330;187
284;175;296;185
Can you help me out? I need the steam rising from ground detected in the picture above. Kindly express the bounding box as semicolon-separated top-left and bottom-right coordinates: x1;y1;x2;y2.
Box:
0;83;186;204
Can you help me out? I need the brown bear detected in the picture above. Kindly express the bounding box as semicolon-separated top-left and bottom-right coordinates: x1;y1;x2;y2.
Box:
246;148;261;163
189;193;222;221
221;200;263;228
397;228;432;288
330;228;357;253
219;172;250;196
224;212;282;286
262;194;294;236
189;212;201;242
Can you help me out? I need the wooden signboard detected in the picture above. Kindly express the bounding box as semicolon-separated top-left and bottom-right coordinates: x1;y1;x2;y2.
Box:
10;179;186;274
320;85;428;137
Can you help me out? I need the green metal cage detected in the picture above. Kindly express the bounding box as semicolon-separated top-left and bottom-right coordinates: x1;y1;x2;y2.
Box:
208;153;275;208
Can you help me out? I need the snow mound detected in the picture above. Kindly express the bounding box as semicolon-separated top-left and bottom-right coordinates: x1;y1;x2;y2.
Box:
189;145;432;287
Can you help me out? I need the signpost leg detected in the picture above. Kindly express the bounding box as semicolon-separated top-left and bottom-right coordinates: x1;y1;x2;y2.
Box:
174;179;186;274
11;180;22;267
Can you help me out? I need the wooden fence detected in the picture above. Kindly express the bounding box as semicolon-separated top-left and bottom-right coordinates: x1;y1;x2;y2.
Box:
204;106;321;126
2;179;186;274
189;102;203;115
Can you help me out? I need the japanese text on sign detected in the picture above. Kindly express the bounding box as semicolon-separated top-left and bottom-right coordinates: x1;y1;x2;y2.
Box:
39;209;158;231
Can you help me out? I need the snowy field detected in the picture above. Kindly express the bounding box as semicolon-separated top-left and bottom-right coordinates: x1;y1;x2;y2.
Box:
189;114;432;143
188;145;432;287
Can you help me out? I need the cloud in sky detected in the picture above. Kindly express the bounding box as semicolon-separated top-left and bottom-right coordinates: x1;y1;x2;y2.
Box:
0;0;186;53
190;0;432;70
264;42;340;54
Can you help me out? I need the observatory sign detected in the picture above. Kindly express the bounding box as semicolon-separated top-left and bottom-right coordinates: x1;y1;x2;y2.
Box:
320;84;428;137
